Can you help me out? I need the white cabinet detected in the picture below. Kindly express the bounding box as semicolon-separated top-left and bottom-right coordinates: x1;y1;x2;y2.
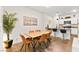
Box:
71;18;77;24
58;18;78;39
71;28;78;34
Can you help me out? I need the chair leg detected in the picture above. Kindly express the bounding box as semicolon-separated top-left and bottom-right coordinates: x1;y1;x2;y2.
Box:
25;45;26;52
20;44;24;52
63;33;64;40
25;44;30;52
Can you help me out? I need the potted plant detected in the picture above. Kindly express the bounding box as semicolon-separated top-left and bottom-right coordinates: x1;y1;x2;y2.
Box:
3;11;17;49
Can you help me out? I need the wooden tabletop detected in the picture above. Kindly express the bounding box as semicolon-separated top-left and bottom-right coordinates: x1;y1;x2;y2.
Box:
24;30;52;38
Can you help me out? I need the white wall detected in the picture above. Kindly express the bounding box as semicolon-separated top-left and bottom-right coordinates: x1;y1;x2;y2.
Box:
3;6;52;44
42;14;53;27
0;7;3;50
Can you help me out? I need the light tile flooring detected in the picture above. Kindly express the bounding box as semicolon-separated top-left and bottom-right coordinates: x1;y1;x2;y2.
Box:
4;36;74;52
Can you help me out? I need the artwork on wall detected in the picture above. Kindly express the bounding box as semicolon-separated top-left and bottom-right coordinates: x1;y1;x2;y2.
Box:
23;16;38;26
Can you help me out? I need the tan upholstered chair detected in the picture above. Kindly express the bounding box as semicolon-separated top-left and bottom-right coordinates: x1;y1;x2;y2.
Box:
29;31;34;34
20;34;32;52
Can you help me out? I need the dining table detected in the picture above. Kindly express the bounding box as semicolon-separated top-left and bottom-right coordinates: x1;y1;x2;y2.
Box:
23;30;52;51
23;30;52;39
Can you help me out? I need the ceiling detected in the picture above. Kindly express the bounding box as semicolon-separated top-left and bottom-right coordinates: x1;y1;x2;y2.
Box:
27;6;79;16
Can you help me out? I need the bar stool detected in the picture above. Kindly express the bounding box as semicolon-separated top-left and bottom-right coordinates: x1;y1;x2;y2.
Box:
60;29;66;40
53;28;57;37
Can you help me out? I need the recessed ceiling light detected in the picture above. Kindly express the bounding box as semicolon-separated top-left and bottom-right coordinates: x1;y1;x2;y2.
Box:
72;9;77;12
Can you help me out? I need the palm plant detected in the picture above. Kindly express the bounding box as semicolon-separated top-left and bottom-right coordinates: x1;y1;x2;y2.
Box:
3;11;17;48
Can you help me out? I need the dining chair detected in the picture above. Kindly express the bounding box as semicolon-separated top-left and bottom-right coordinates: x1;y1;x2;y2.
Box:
44;33;51;48
29;30;34;34
20;34;32;52
35;33;51;51
37;34;47;51
33;36;41;51
35;30;41;32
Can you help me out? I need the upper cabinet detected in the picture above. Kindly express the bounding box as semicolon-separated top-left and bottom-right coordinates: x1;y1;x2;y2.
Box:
58;18;78;24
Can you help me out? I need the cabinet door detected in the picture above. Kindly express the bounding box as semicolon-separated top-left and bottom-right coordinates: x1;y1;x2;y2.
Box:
71;18;77;24
71;28;78;34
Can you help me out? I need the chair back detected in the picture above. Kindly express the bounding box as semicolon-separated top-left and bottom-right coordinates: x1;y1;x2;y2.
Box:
25;38;32;44
20;34;26;44
46;32;51;39
33;36;41;44
35;30;41;32
29;31;34;33
38;34;47;43
20;35;31;44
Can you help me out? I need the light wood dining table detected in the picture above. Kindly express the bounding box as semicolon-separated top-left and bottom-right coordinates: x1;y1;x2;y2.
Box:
22;30;52;51
24;30;51;38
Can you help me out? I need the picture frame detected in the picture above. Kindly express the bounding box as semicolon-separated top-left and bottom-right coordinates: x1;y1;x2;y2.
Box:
23;16;38;26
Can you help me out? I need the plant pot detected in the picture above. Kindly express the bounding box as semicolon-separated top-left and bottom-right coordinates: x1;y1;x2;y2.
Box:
4;40;13;49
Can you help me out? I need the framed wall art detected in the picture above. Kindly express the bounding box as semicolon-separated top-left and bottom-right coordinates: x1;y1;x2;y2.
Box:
23;16;38;26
